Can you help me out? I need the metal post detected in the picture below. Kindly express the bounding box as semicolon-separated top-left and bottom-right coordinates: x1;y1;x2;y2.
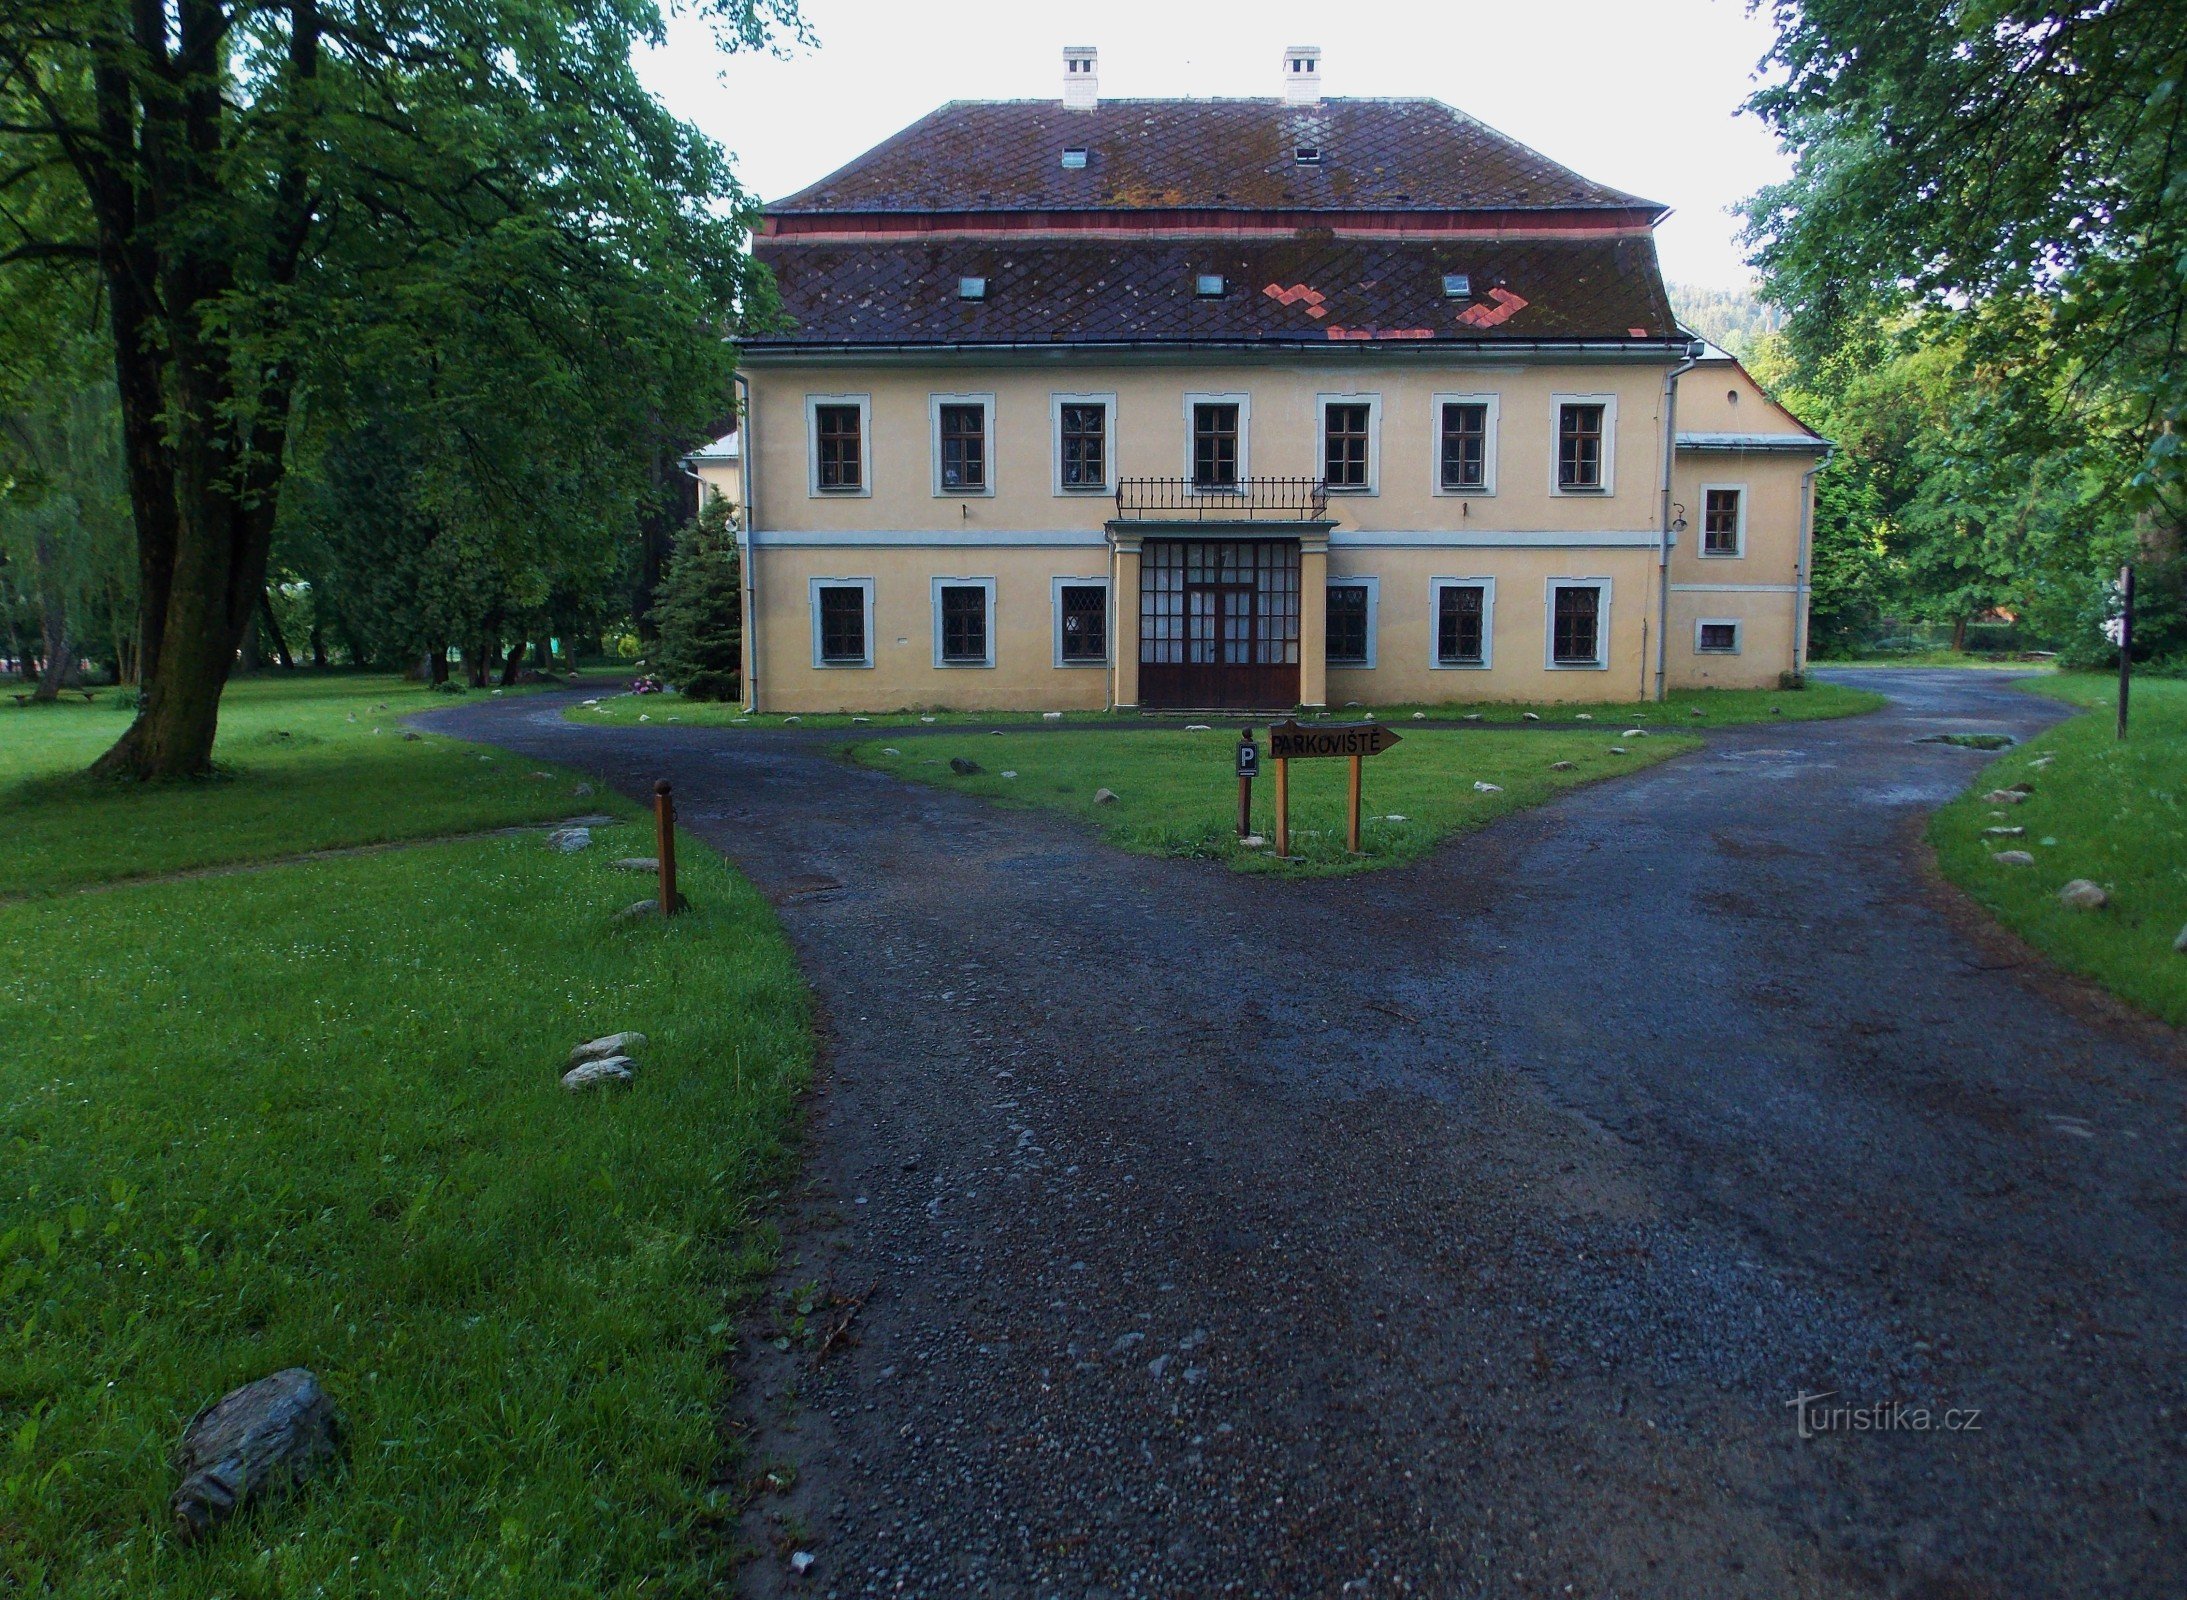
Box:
2117;563;2134;741
1346;753;1363;854
654;780;680;916
1273;757;1290;859
1236;728;1254;838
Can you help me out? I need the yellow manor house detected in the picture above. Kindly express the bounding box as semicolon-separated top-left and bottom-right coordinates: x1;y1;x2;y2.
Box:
697;47;1828;713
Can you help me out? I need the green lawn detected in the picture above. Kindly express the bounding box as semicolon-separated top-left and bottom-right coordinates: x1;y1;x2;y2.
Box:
1929;672;2187;1027
579;680;1881;733
1;675;603;897
1;675;812;1597
850;725;1700;873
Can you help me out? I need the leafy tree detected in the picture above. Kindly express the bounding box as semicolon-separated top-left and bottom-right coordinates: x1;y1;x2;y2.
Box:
651;495;741;701
1666;282;1784;359
1744;0;2187;515
0;0;803;776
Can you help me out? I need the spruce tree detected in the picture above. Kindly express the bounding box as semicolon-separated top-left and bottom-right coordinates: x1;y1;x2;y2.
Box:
653;498;743;701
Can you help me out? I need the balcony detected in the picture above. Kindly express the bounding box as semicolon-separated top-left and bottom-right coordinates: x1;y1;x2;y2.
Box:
1112;476;1330;523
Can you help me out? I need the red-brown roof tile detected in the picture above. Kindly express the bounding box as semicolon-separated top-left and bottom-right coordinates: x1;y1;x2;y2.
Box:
746;235;1679;349
770;99;1659;217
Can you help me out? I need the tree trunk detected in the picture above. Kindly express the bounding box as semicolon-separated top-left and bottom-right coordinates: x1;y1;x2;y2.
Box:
429;646;450;686
308;614;328;669
260;591;295;669
30;526;72;702
498;648;522;687
1951;615;1968;653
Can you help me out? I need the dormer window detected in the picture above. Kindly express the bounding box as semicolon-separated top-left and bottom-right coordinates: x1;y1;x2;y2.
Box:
1060;147;1088;169
1294;145;1322;165
1442;273;1471;298
1195;273;1226;298
958;276;987;300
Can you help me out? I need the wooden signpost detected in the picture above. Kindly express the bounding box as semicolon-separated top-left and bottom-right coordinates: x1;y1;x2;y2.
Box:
1265;719;1403;857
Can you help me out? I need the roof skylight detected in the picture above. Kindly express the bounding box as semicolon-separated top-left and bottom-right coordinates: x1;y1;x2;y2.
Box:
958;276;987;300
1195;273;1226;297
1060;147;1088;169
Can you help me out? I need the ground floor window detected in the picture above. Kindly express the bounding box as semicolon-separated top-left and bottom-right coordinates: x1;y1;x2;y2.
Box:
1326;582;1373;666
934;578;995;667
812;580;872;667
1548;580;1609;668
1055;581;1108;664
1695;618;1741;654
1433;580;1490;667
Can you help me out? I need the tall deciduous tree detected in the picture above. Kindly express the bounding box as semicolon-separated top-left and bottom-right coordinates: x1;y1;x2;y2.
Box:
1743;0;2187;514
0;0;802;776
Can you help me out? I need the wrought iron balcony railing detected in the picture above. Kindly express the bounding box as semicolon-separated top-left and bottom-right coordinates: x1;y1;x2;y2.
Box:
1112;477;1330;522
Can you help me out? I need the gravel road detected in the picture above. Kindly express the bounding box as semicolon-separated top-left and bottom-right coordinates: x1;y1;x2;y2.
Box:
429;669;2186;1599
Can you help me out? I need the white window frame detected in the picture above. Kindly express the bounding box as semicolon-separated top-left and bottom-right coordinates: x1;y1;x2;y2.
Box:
1317;392;1382;495
930;575;997;668
1431;392;1500;497
1698;482;1747;558
1324;575;1381;669
1544;577;1613;671
930;393;997;498
1050;392;1117;496
809;576;875;668
1183;391;1251;485
1694;616;1743;655
1549;394;1618;497
1429;575;1497;671
805;393;872;499
1051;576;1111;668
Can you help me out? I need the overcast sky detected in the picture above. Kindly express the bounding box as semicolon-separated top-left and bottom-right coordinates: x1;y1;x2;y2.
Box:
635;0;1792;290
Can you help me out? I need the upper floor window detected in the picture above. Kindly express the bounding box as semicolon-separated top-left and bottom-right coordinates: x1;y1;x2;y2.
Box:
814;403;864;493
1558;402;1606;491
1059;401;1107;491
1702;486;1744;556
1323;401;1372;490
937;402;987;493
1440;402;1488;491
1193;402;1240;488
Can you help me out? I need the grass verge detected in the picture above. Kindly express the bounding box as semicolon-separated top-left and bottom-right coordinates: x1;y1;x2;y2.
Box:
1;676;812;1597
850;725;1698;874
1929;672;2187;1027
576;681;1881;733
1;675;602;896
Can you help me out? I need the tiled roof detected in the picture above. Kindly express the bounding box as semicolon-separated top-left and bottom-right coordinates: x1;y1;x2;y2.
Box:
746;235;1678;348
769;99;1658;217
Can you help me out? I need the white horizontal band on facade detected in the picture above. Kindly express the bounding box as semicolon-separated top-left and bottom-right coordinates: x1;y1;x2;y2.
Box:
1331;529;1664;549
750;529;1109;549
1668;582;1800;593
1675;432;1829;452
751;528;1671;550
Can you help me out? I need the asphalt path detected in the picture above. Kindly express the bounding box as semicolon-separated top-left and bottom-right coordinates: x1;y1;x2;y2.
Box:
429;669;2185;1599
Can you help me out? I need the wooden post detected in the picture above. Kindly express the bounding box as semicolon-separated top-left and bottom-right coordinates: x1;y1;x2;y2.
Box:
654;780;680;916
1346;753;1363;854
2117;563;2134;741
1273;757;1290;859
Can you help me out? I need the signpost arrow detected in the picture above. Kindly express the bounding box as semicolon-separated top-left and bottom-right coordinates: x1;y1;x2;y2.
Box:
1264;720;1403;856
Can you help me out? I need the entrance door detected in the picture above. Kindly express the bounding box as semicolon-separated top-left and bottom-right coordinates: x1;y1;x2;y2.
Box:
1140;539;1301;708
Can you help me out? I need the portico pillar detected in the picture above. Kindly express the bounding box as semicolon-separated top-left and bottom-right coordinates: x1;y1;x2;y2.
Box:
1298;531;1329;709
1110;533;1142;708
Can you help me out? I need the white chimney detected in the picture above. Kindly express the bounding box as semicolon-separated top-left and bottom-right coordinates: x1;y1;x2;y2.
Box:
1282;45;1321;106
1063;46;1098;110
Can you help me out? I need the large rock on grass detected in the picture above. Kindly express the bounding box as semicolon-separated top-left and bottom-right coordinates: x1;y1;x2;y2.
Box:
171;1368;342;1543
562;1056;636;1091
569;1032;646;1067
2058;879;2108;910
